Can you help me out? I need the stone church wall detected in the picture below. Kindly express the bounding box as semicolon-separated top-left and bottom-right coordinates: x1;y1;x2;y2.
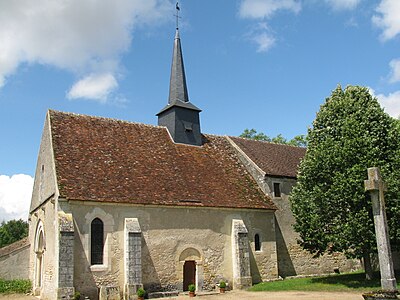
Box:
29;197;59;299
28;112;62;299
227;137;361;277
65;202;277;299
266;176;361;277
0;238;30;280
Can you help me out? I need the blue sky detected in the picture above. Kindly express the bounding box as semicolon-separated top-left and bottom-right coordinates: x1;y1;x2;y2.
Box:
1;0;400;222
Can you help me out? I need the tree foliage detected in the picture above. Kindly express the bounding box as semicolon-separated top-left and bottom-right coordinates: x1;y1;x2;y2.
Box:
290;86;400;263
0;219;29;248
240;129;307;147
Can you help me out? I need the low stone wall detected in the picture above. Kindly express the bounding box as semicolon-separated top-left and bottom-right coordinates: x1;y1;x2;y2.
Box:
0;237;30;280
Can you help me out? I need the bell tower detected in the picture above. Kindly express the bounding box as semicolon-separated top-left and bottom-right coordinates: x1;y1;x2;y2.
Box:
157;6;202;146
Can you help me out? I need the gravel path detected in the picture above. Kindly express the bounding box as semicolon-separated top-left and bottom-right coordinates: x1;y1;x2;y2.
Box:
153;290;364;300
0;290;365;300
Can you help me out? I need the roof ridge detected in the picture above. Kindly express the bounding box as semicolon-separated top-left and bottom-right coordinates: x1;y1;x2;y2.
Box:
230;135;306;149
48;109;166;130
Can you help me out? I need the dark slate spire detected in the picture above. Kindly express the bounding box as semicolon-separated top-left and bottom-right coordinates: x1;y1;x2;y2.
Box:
169;29;189;104
157;26;202;146
158;28;201;115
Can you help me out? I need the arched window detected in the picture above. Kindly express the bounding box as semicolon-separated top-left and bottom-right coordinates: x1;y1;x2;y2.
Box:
91;218;104;265
255;233;261;251
34;222;45;290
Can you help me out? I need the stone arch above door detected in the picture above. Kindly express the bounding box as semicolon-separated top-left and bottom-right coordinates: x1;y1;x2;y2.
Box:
179;247;201;262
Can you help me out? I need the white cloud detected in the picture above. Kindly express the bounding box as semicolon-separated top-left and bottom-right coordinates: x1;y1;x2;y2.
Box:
245;24;276;52
0;0;172;99
239;1;300;53
372;0;400;41
0;174;34;223
369;88;400;118
239;0;301;19
253;32;276;52
324;0;361;11
67;73;118;102
389;59;400;83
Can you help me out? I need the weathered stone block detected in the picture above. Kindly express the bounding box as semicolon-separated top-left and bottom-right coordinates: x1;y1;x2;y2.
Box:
100;285;121;300
123;284;143;300
57;286;75;300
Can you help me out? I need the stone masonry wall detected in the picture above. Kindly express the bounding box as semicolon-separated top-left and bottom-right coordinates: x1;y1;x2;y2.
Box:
29;111;61;299
68;203;277;299
227;137;361;277
266;176;361;277
0;239;30;280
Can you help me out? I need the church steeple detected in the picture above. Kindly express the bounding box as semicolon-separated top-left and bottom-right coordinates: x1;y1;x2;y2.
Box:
168;29;189;104
157;7;202;146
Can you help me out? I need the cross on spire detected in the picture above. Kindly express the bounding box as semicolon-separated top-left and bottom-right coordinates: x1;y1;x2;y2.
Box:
175;2;181;30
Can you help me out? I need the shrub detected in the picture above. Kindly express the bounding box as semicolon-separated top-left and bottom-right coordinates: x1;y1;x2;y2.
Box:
0;279;32;294
219;281;226;289
73;291;81;300
137;287;146;297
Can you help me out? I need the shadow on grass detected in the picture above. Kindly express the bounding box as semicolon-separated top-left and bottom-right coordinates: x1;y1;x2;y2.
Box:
310;271;400;290
249;271;400;292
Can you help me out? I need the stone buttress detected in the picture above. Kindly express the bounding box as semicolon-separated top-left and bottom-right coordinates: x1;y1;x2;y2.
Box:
124;218;142;299
57;212;75;299
231;219;252;289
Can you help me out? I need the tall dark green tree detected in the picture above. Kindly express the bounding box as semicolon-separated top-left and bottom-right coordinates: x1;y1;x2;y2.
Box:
290;85;400;279
0;219;29;248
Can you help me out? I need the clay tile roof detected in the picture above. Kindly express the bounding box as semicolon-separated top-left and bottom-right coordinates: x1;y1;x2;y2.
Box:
229;137;306;178
0;237;30;258
49;110;275;210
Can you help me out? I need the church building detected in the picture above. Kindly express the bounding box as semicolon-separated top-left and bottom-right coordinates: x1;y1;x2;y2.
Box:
26;26;359;300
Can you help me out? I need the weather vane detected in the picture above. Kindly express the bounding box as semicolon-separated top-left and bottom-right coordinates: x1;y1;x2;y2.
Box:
175;2;181;30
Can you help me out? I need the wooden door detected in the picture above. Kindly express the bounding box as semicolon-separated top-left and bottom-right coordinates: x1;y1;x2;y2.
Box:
183;260;196;291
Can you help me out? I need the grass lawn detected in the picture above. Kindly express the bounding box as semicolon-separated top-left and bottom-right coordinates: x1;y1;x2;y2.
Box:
249;271;400;293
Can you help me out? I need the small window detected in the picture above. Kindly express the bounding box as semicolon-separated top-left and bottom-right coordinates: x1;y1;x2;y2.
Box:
273;182;281;198
91;218;104;265
255;234;261;251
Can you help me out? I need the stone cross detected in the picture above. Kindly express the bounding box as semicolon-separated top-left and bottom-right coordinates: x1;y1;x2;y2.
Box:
364;167;397;291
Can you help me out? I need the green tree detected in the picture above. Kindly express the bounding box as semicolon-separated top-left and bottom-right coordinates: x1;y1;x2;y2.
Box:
0;219;29;248
239;129;307;147
271;134;287;144
240;128;271;141
290;85;400;279
288;134;307;147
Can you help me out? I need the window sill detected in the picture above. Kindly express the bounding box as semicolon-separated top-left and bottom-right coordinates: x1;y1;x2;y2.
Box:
90;264;108;272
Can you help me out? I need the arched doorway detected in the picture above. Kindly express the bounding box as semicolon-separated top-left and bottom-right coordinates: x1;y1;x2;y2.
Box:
178;247;202;292
183;260;196;291
34;222;45;295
